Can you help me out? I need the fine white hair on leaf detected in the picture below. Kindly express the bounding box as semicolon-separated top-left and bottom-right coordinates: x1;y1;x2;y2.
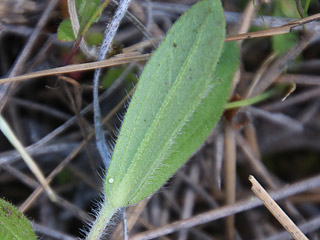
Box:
108;137;117;154
113;122;122;133
112;128;120;141
108;178;114;183
122;99;131;113
80;194;105;239
115;111;126;124
98;167;107;182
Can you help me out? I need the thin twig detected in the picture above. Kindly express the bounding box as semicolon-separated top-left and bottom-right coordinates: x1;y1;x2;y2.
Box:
2;64;139;170
121;208;129;240
229;0;256;101
19;88;133;213
111;0;153;40
266;216;320;240
224;125;236;240
213;133;224;192
236;134;277;189
178;164;200;240
33;222;77;240
93;0;132;168
262;87;320;112
11;98;71;121
0;164;39;189
249;175;308;240
243;124;261;160
226;13;320;42
253;32;317;96
0;143;78;165
0;53;150;84
248;107;304;132
242;72;320;86
179;173;218;208
0;114;56;201
0;0;59;112
112;199;149;239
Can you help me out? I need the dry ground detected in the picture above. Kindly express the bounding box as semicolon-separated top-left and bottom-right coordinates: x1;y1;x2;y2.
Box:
0;0;320;239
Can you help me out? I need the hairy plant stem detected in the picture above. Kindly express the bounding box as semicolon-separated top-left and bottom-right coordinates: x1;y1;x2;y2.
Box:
86;201;117;240
88;0;132;239
93;0;131;168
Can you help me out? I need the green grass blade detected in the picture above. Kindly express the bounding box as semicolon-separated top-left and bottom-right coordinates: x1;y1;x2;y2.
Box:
104;0;233;207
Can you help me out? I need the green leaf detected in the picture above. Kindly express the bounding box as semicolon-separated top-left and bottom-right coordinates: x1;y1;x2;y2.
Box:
57;19;76;42
272;32;299;56
77;0;100;21
277;0;300;18
57;0;100;42
0;199;37;240
77;0;100;32
272;0;299;55
104;0;237;207
102;67;137;89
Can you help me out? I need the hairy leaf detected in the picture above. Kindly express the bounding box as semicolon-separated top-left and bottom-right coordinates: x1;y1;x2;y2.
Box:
0;199;36;240
104;0;238;207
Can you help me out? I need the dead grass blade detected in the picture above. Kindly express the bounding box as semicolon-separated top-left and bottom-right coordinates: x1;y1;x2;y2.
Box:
224;125;236;240
226;13;320;42
0;114;56;201
0;53;151;84
249;175;308;240
19;88;134;212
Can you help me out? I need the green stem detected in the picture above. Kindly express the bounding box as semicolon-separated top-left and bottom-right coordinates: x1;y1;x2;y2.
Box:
86;200;117;240
303;0;311;17
225;90;276;110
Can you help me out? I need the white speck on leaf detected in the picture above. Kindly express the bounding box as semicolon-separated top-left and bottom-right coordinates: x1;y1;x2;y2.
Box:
108;178;114;183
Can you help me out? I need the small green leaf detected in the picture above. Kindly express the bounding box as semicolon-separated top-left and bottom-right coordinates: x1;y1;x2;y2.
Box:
77;0;100;22
58;0;101;42
277;0;300;18
104;0;238;208
272;32;299;56
0;199;37;240
272;0;299;55
77;0;100;33
57;19;76;42
102;67;137;89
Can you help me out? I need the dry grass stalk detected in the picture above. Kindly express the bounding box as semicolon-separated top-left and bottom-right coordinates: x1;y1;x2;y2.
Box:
226;13;320;42
249;175;308;240
224;125;237;240
0;53;151;84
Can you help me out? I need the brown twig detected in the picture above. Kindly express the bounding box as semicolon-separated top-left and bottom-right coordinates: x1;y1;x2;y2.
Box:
249;175;308;240
224;125;237;240
19;88;134;212
226;13;320;42
266;215;320;240
0;0;59;112
0;53;151;84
